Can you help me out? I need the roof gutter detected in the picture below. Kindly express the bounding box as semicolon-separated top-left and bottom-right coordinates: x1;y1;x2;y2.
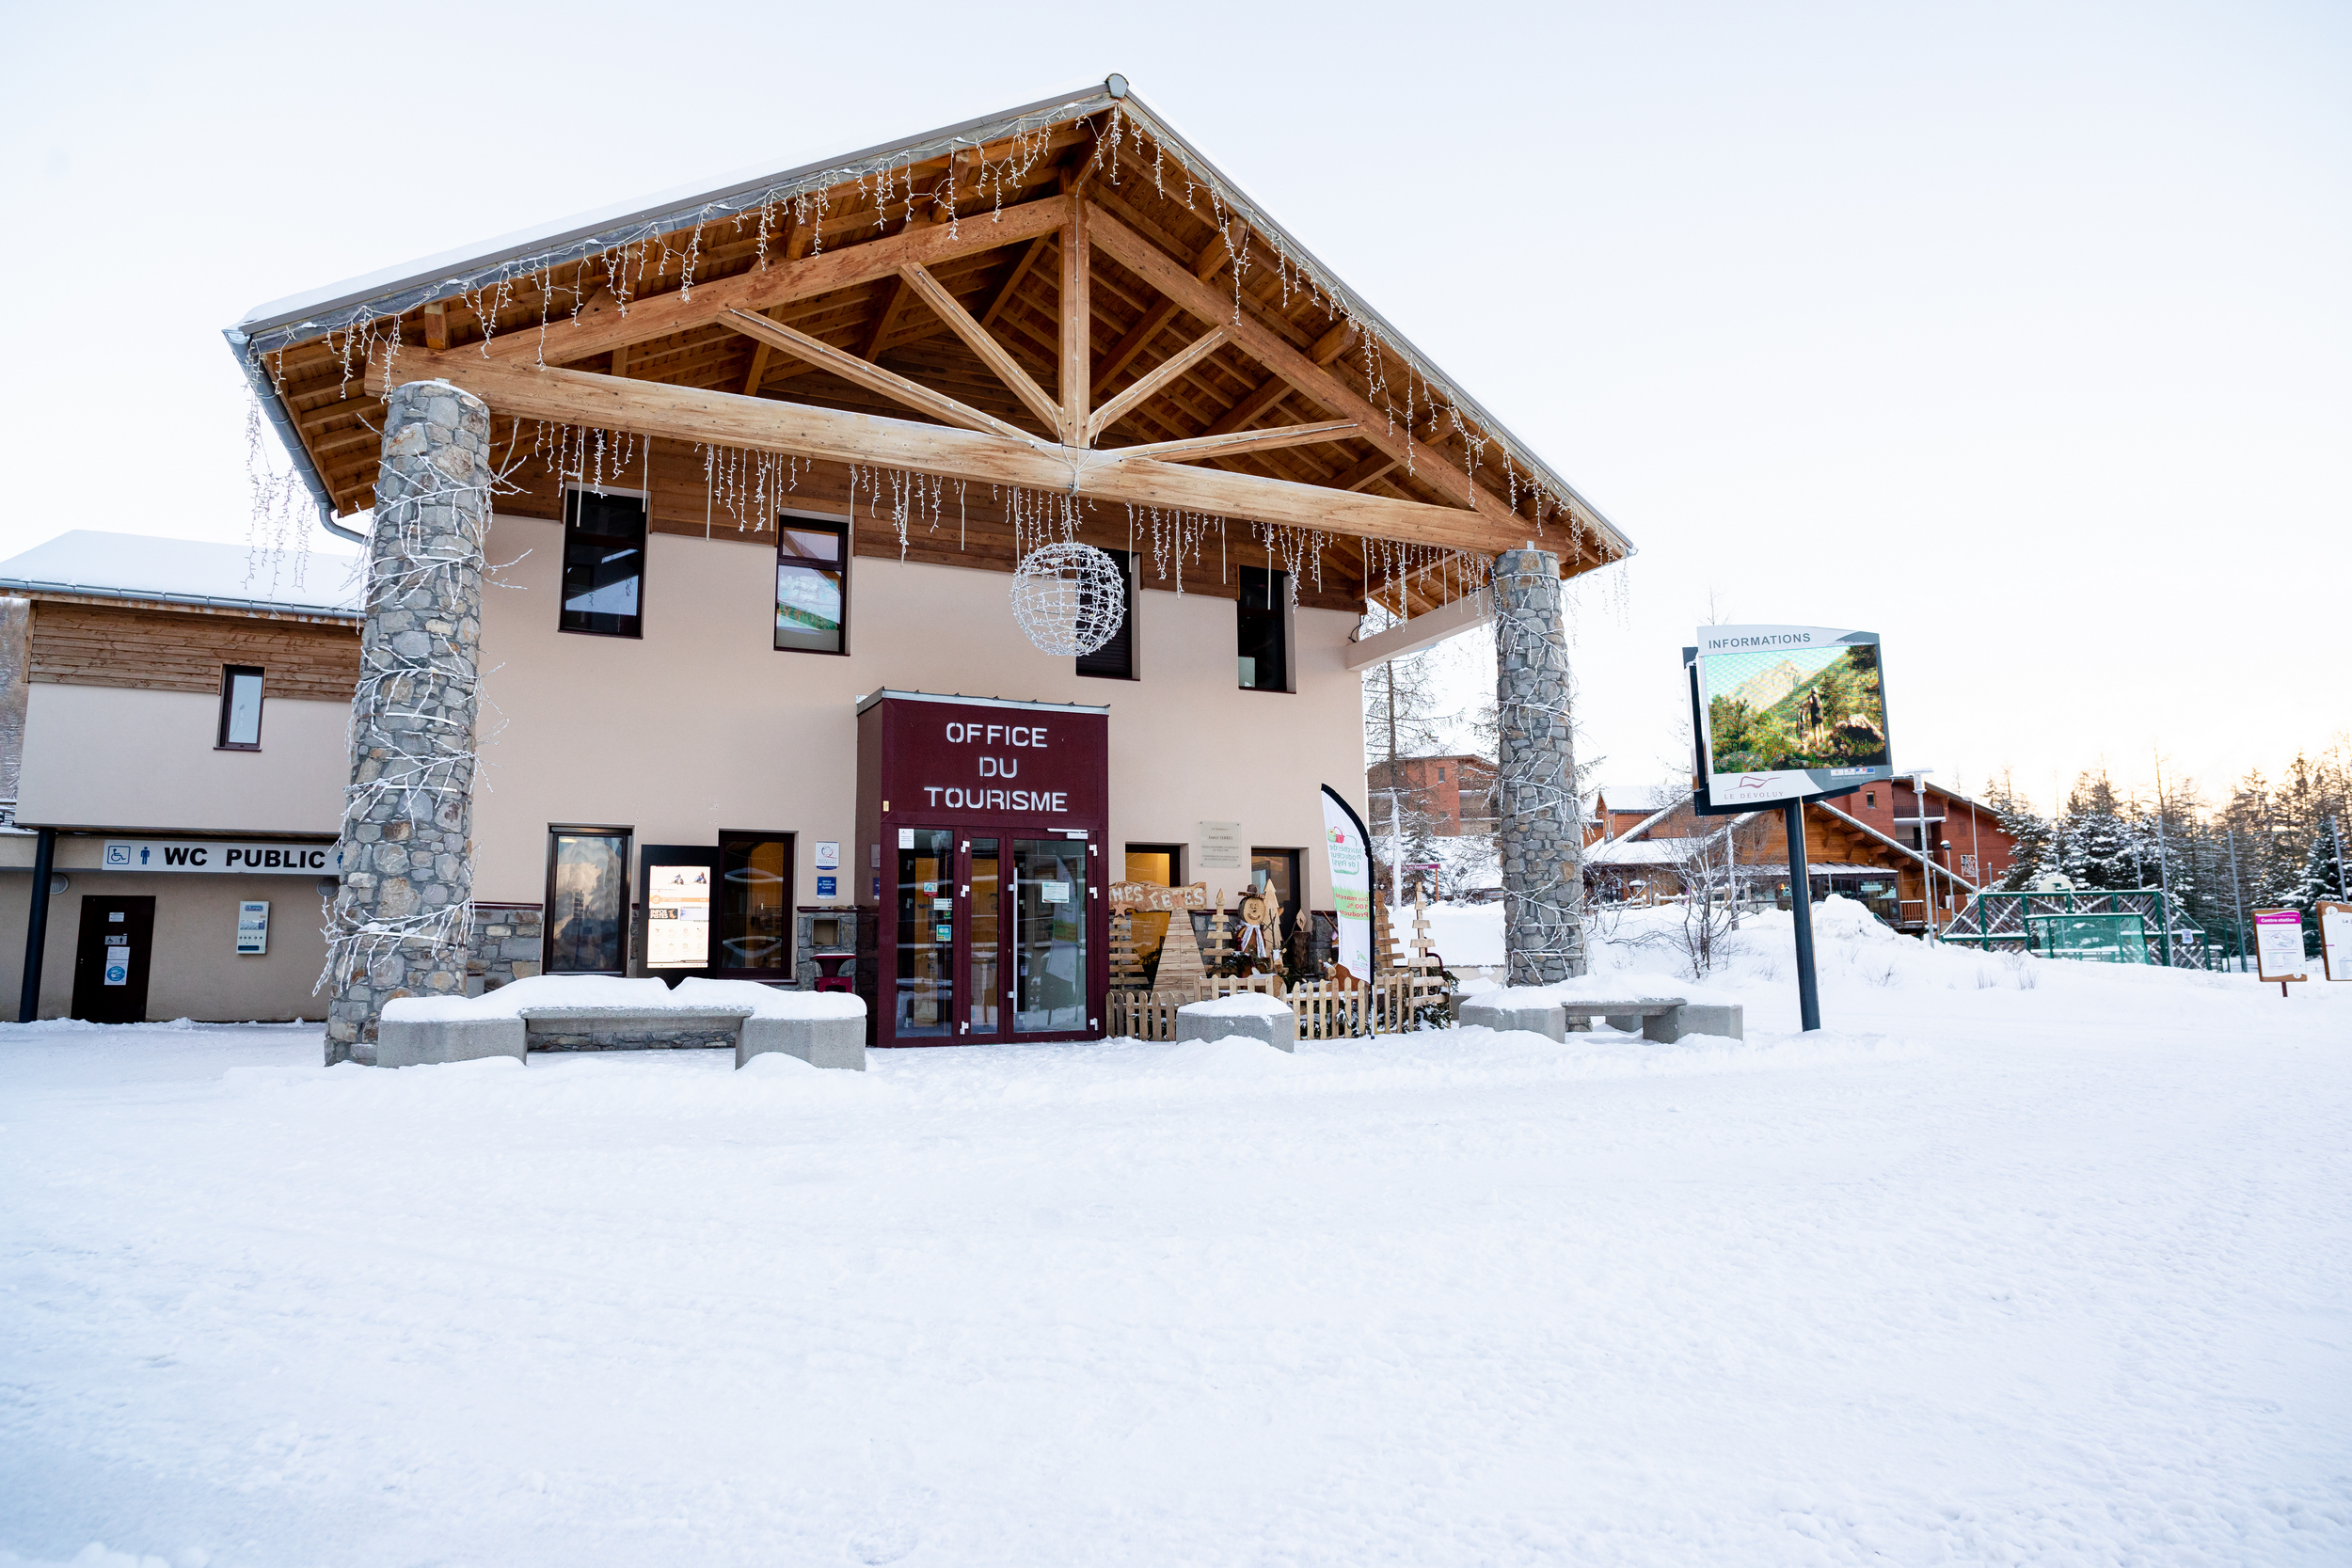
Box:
225;327;368;546
0;576;362;624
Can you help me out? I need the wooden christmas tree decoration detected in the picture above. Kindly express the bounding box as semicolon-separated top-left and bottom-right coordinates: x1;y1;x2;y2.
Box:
1111;911;1146;990
1152;907;1209;999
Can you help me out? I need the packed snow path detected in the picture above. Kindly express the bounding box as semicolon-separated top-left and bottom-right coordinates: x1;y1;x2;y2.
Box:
3;929;2347;1565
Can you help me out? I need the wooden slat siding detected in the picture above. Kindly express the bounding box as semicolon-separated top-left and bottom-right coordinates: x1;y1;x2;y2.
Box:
29;601;360;699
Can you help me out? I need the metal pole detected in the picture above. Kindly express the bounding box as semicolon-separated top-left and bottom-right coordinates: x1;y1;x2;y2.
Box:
18;826;56;1023
2227;827;2249;974
2334;814;2347;908
2154;810;2173;968
1787;799;1821;1031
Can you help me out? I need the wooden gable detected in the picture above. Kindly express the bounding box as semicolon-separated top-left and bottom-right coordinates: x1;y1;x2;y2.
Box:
231;82;1630;616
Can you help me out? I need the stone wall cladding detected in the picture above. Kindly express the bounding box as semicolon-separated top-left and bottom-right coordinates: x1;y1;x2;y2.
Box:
525;1025;740;1053
1491;547;1588;986
325;380;490;1064
467;904;545;995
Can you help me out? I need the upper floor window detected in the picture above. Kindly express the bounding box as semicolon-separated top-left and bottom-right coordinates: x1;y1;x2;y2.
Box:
1236;565;1289;691
216;665;263;750
1076;547;1136;680
775;514;848;656
561;487;647;638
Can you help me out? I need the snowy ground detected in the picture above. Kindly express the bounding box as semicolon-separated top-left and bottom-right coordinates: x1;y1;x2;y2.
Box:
5;911;2349;1567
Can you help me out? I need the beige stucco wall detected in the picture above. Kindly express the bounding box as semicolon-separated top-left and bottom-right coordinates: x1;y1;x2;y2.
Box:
17;684;347;834
0;861;333;1022
473;513;1366;911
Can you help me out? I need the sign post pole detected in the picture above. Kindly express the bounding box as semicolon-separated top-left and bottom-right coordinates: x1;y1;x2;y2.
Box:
1787;800;1821;1031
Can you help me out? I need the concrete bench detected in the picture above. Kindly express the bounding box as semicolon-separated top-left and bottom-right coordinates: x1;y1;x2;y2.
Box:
1455;993;1743;1045
1172;996;1298;1053
739;1013;868;1071
375;1014;527;1068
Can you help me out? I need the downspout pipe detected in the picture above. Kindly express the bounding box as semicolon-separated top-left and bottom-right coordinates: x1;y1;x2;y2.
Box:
224;329;369;546
19;826;55;1022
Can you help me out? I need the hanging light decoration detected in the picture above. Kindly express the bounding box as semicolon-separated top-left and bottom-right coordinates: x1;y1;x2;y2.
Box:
1009;542;1125;656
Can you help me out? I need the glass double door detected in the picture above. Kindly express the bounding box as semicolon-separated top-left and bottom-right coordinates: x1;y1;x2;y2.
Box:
893;829;1091;1042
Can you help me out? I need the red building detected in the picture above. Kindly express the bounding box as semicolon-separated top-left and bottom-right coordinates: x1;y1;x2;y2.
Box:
1365;753;1497;837
1583;779;2018;931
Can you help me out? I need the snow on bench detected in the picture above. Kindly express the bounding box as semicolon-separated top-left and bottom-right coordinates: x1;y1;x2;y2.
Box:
376;975;866;1070
1454;977;1742;1044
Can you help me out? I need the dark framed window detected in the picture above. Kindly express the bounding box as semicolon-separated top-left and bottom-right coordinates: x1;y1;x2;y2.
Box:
1250;847;1305;970
1237;565;1290;691
561;487;647;638
216;665;264;750
1076;547;1136;679
775;514;848;655
546;826;632;974
717;832;794;977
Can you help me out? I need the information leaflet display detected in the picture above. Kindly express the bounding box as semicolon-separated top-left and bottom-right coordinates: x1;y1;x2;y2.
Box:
645;864;712;970
2252;909;2308;984
1691;626;1892;813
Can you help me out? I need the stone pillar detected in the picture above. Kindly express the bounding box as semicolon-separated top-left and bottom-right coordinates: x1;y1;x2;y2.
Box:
1491;547;1587;985
325;380;489;1064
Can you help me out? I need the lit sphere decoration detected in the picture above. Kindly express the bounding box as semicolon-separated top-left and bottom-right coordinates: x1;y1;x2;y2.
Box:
1009;542;1126;657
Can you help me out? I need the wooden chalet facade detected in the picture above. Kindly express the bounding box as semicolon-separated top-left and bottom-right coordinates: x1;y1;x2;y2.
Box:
1366;753;1498;838
196;79;1629;1052
1586;781;2016;933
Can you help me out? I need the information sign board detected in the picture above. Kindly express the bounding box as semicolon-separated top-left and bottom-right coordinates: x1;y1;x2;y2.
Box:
1200;820;1244;870
2318;901;2350;982
2252;908;2309;983
1690;626;1892;812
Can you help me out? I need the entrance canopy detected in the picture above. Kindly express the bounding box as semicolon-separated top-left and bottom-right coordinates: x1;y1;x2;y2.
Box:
228;79;1630;618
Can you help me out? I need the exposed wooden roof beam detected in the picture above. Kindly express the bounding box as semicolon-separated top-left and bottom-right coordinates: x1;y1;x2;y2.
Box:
373;347;1537;552
978;236;1051;332
896;261;1062;436
1201;376;1288;438
1057;203;1089;446
1085;327;1228;445
1089;203;1533;531
717;309;1029;440
426;195;1073;371
1110;420;1359;466
1327;451;1401;492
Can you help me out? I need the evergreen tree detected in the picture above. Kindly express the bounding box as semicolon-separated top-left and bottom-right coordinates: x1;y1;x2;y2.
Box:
1989;776;2058;891
2060;771;2138;889
2287;816;2348;955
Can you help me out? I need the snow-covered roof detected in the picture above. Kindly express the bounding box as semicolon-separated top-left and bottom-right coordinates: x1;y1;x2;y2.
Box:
0;531;362;619
1587;836;1712;866
1599;784;1687;814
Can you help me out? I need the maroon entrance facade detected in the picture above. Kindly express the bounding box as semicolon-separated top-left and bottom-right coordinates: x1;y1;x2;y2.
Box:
855;691;1110;1048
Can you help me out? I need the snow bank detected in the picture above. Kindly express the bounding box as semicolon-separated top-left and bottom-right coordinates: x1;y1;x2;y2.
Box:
1178;991;1292;1018
672;977;866;1019
382;974;866;1022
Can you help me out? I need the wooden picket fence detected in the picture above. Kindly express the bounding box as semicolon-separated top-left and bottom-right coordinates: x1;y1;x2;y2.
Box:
1106;973;1445;1042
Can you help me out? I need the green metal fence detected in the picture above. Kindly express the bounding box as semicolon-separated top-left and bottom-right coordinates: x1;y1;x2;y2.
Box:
1943;888;2217;968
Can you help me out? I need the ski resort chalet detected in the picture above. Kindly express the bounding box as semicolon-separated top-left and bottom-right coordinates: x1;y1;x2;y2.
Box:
1584;779;2018;931
8;80;1629;1050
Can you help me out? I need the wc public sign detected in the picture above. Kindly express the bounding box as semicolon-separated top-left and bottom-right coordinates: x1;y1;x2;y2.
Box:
103;840;342;876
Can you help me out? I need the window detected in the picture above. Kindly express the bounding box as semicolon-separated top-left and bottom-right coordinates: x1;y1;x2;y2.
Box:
1236;565;1289;690
1865;790;1877;808
775;514;848;655
1076;547;1136;679
1123;842;1185;975
1250;847;1303;969
546;827;632;974
716;832;793;976
561;487;647;637
216;665;263;750
1438;767;1447;783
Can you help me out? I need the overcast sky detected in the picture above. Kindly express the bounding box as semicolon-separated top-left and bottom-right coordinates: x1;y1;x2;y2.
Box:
5;1;2342;811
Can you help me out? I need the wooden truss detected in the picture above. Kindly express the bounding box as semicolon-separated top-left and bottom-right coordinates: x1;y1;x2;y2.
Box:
275;106;1624;608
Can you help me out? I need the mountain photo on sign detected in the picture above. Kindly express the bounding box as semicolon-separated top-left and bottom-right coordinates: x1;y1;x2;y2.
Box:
1703;641;1888;775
